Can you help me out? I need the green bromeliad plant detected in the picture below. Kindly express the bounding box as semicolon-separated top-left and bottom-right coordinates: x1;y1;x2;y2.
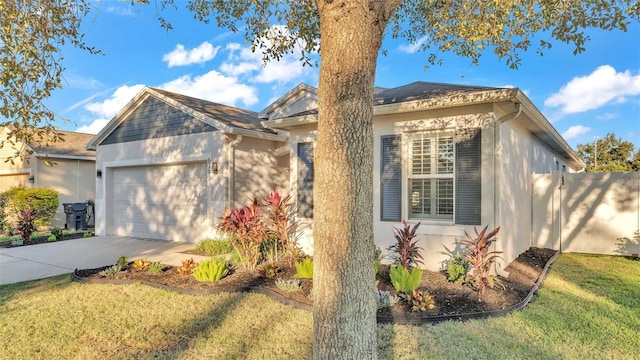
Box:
192;258;229;282
389;264;423;294
294;257;313;279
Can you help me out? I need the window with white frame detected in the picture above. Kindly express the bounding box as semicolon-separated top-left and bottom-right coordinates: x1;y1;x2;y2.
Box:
408;132;455;220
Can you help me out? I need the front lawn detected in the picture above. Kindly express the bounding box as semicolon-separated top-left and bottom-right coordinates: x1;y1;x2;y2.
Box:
0;253;638;359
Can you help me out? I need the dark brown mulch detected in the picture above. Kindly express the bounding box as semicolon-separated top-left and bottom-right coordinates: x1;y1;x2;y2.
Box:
0;232;92;248
75;247;556;318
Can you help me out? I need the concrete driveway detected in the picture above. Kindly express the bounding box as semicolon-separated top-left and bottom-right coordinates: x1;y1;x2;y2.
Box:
0;236;209;285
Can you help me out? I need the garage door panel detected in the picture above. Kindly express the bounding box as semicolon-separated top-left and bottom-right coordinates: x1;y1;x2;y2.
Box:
112;163;208;242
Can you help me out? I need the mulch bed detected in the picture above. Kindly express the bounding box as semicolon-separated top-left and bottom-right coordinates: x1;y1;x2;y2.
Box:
74;247;557;323
0;232;93;248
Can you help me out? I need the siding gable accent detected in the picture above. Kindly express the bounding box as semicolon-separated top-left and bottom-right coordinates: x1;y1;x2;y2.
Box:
455;128;481;225
380;135;402;221
101;96;218;145
297;142;314;218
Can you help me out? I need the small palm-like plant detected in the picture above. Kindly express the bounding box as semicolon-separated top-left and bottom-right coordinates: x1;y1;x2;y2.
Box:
192;258;229;282
294;257;313;279
388;220;424;269
460;225;502;295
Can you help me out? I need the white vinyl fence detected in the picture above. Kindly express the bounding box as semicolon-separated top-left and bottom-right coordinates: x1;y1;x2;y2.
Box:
532;171;640;257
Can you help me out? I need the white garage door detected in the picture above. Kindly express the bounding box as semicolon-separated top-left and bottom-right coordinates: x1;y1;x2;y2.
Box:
112;163;208;242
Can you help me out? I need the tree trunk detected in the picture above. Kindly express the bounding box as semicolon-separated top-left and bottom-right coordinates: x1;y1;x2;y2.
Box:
313;1;400;359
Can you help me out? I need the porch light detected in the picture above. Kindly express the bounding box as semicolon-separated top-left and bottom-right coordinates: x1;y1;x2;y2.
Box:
96;169;102;178
211;162;219;175
28;175;34;184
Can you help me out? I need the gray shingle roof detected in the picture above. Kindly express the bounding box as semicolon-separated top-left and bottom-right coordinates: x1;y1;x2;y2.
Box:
28;130;95;158
150;88;277;134
372;81;502;105
281;81;504;118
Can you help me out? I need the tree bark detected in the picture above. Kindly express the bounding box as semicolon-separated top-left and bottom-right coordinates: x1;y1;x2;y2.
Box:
313;1;400;359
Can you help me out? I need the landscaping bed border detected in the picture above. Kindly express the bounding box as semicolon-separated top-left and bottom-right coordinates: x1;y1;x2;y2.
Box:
71;250;559;324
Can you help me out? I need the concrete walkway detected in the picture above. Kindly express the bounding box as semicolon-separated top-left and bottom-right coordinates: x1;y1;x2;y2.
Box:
0;236;211;285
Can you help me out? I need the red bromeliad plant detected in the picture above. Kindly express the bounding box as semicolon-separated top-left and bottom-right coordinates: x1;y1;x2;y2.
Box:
263;190;300;265
460;225;502;295
216;198;267;270
388;220;424;269
16;207;37;244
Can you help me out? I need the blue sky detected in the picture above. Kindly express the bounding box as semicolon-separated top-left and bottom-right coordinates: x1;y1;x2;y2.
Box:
47;2;640;149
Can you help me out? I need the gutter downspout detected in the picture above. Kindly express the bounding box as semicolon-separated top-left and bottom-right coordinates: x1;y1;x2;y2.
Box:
227;134;243;208
493;102;522;276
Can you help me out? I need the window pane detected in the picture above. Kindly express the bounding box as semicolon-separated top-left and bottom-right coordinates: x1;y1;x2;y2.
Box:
411;136;431;175
437;136;454;174
436;179;454;216
410;179;431;217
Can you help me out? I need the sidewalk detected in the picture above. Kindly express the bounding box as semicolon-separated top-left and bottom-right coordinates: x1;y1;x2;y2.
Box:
0;236;210;285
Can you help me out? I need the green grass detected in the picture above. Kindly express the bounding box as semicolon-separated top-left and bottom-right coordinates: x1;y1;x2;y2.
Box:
0;253;638;359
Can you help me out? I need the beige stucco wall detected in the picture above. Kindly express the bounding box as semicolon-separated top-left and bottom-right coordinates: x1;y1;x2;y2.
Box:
232;137;290;205
32;158;96;228
282;102;581;272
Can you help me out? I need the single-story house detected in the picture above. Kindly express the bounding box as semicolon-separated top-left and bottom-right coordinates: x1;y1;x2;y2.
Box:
86;87;288;242
0;128;96;228
260;82;584;271
88;82;584;271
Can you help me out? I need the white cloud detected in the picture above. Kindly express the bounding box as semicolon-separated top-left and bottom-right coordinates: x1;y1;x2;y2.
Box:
545;65;640;115
399;35;429;54
596;112;619;121
220;43;308;84
562;125;591;140
162;42;220;67
76;119;109;134
85;84;144;119
160;70;258;107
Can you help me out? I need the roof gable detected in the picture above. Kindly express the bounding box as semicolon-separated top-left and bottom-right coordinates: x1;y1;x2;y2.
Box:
88;87;284;149
101;95;218;145
258;83;318;121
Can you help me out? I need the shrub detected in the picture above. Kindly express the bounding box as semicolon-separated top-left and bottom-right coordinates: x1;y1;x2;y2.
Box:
460;225;502;295
215;198;268;270
294;257;313;279
148;262;164;274
15;208;37;244
83;232;92;238
177;258;197;276
263;190;300;265
275;278;301;292
376;290;399;309
99;264;122;277
3;187;59;228
196;238;232;255
446;253;471;284
50;227;63;238
192;258;229;282
132;258;150;271
389;264;423;294
406;290;435;312
116;255;129;269
47;235;57;242
388;220;424;269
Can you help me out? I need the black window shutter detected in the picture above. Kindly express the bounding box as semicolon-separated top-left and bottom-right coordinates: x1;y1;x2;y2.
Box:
455;128;481;225
297;142;314;218
381;135;402;221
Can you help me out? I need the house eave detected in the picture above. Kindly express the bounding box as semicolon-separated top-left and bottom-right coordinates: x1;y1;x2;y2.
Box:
258;83;318;120
513;91;585;171
228;127;288;142
33;153;96;161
